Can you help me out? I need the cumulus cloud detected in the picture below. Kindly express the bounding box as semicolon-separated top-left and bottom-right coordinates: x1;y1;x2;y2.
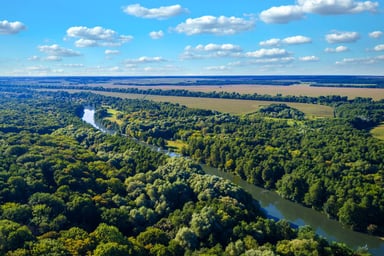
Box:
0;20;26;35
174;15;255;35
66;26;133;47
298;0;378;15
123;4;187;19
259;36;311;47
259;38;281;47
248;57;295;64
196;43;242;52
326;31;360;43
125;56;166;64
324;45;349;52
260;0;378;24
374;44;384;51
282;35;312;44
299;55;319;61
260;5;305;24
182;43;242;59
369;31;383;39
38;44;81;61
245;48;290;58
149;30;164;39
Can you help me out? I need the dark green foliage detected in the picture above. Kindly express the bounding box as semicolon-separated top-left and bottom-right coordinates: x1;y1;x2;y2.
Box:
335;101;384;129
0;89;368;255
259;103;305;120
86;90;384;236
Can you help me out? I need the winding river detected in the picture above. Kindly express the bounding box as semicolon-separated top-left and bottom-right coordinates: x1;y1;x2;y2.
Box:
82;108;384;255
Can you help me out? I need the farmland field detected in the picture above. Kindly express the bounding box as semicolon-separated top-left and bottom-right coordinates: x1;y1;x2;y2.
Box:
100;83;384;100
93;91;334;117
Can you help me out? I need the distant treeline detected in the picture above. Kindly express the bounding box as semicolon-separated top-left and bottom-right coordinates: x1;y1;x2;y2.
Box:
310;84;384;88
113;79;298;86
0;83;377;105
2;75;383;87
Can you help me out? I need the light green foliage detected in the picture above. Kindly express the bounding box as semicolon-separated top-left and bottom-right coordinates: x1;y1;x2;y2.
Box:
175;227;198;250
0;220;34;254
93;242;131;256
30;238;71;256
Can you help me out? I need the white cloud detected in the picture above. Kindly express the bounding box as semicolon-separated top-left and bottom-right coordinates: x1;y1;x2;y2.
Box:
123;4;187;19
74;39;98;48
298;0;378;15
326;31;360;43
38;44;81;59
246;57;295;64
282;35;312;44
374;44;384;51
245;48;290;58
66;26;133;47
0;20;26;35
260;0;378;24
198;43;242;52
336;55;384;65
260;5;304;24
149;30;164;39
299;55;319;61
182;43;242;59
369;31;383;39
259;38;281;47
174;16;255;35
105;49;120;55
325;45;349;52
125;56;166;64
259;36;311;47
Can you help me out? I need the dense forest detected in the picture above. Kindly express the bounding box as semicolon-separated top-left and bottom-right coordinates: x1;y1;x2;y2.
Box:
89;92;384;237
0;89;367;255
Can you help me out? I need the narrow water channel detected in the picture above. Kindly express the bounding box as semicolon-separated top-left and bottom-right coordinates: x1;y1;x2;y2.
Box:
82;107;384;255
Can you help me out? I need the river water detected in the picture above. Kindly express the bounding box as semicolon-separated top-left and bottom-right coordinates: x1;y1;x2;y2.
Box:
82;107;384;255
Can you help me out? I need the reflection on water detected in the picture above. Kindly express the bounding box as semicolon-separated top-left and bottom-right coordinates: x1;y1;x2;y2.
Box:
82;108;113;134
202;165;384;255
82;107;384;255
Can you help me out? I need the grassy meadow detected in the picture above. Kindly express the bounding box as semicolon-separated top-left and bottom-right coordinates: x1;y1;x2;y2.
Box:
371;123;384;140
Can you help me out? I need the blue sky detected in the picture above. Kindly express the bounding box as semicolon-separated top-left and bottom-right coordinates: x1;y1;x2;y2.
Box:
1;0;383;76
